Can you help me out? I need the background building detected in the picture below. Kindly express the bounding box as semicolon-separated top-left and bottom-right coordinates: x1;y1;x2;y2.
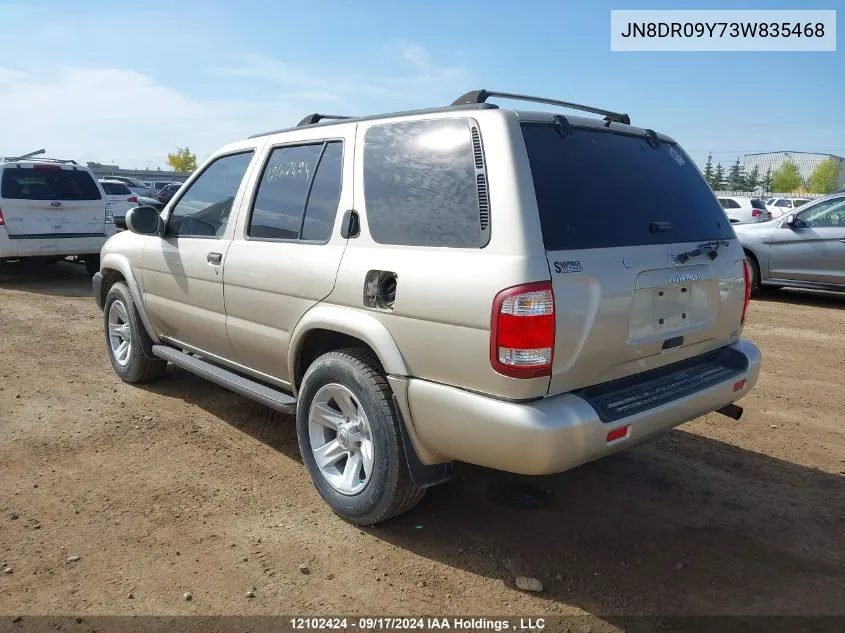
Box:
742;151;845;190
86;162;191;183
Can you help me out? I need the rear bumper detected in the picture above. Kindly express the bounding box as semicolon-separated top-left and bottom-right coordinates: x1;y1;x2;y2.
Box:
405;339;761;475
0;230;113;258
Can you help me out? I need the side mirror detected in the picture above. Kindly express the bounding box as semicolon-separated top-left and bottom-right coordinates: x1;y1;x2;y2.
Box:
125;206;162;235
785;214;807;229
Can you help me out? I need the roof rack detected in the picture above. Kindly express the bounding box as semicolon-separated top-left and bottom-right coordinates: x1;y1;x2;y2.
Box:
451;89;631;125
297;113;353;127
3;155;79;165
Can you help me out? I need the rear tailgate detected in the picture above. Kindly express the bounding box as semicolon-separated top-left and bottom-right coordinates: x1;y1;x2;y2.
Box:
1;165;106;237
520;122;746;395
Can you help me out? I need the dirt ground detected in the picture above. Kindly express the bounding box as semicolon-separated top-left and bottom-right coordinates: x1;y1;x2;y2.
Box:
0;261;843;624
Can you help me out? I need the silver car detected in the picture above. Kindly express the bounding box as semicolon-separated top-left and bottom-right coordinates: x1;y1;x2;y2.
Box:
91;89;761;525
736;192;845;293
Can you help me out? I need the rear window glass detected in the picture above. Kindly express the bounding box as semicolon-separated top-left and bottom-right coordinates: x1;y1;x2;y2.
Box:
750;199;767;209
101;182;132;195
1;167;102;201
521;124;733;250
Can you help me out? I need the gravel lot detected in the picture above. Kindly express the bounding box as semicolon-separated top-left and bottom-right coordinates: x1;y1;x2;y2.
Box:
1;261;843;622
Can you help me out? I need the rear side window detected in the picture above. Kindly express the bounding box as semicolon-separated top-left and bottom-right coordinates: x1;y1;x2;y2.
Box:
363;118;487;248
101;182;132;195
521;124;734;250
248;141;343;242
721;198;741;209
1;167;102;201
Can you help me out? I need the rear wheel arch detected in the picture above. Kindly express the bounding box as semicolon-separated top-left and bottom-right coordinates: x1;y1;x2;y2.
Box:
293;329;386;395
289;307;409;396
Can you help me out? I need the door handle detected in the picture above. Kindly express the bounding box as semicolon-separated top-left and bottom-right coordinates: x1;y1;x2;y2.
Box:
207;252;222;265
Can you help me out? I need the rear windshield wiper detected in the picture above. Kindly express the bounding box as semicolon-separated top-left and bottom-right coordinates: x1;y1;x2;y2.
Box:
675;240;730;264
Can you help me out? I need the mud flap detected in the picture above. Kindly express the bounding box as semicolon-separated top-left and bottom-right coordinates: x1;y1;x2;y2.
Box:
392;394;453;488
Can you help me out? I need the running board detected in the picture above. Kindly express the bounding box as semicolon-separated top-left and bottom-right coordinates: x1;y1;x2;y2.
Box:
151;345;297;414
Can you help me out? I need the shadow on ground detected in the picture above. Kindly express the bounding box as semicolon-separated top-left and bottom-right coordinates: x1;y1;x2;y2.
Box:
0;260;93;298
140;366;845;618
753;287;845;310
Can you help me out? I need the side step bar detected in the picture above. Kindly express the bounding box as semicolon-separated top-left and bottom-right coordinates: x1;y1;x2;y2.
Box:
152;345;297;414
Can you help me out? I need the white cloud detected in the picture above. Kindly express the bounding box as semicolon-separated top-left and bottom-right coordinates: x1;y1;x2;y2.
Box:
0;66;305;167
205;41;465;103
0;39;468;168
394;40;432;68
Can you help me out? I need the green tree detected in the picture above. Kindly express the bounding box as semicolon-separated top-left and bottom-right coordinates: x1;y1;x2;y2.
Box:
808;158;840;194
727;158;746;191
762;166;773;192
712;162;726;191
745;165;761;191
703;153;714;188
166;147;198;172
771;160;803;192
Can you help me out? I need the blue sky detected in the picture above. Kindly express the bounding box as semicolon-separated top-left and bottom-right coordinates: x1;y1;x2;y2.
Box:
0;0;841;169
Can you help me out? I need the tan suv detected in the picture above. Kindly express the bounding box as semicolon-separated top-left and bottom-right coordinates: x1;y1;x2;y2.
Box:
92;89;762;525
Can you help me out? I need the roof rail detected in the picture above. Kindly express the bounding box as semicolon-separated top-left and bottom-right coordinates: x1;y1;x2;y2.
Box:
3;156;79;165
297;113;352;127
451;89;631;125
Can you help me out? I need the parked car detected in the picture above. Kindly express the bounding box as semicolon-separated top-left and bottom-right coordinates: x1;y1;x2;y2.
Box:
150;180;179;197
736;192;845;293
98;179;139;225
717;196;772;224
156;182;181;205
99;175;149;197
92;89;761;525
766;197;812;218
1;157;114;274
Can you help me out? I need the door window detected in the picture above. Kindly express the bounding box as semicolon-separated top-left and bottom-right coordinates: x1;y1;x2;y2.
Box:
796;197;845;227
167;151;254;238
247;141;343;243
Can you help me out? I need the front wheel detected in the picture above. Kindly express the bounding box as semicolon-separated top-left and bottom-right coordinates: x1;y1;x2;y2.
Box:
103;282;167;383
296;348;425;525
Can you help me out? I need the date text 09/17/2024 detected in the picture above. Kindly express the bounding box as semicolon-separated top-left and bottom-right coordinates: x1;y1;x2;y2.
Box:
289;617;547;630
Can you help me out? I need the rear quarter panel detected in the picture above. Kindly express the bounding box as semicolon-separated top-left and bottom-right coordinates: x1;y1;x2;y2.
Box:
326;109;553;400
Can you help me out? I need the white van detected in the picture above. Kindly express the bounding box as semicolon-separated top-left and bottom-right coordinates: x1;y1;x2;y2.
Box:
0;158;116;275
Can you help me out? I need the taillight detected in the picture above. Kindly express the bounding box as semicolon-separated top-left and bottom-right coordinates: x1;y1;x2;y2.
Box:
490;281;555;378
127;196;138;203
32;164;62;170
0;208;5;225
751;209;762;217
741;260;752;324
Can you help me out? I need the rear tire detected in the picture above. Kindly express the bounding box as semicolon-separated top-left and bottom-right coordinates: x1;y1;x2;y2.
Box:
296;348;425;525
745;252;761;295
103;282;167;383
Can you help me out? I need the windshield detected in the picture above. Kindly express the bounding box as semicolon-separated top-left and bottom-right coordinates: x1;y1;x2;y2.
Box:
1;167;102;201
520;124;734;250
